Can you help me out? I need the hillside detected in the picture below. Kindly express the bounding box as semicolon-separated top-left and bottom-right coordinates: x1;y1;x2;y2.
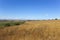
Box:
0;20;60;40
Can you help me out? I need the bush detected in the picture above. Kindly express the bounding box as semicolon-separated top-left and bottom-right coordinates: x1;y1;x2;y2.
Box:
0;21;25;28
4;23;11;27
55;18;58;20
14;22;20;25
20;21;25;24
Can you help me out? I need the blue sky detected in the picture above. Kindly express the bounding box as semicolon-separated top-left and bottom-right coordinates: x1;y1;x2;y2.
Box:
0;0;60;20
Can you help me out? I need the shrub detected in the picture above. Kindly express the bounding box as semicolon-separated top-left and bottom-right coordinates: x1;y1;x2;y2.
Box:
0;21;25;28
55;18;58;20
20;21;25;24
14;21;25;25
14;22;20;25
4;23;11;27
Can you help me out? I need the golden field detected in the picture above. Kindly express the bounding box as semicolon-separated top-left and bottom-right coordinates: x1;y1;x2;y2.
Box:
0;20;60;40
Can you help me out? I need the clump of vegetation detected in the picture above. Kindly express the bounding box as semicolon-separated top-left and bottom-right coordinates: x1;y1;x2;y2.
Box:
55;18;58;20
14;21;25;25
4;23;11;27
14;22;20;25
0;21;25;28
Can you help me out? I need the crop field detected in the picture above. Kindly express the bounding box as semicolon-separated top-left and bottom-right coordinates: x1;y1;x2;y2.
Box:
0;20;60;40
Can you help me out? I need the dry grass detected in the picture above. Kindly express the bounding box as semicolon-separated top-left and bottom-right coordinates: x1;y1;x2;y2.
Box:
0;20;60;40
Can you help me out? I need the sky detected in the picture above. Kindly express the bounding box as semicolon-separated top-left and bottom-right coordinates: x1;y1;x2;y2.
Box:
0;0;60;20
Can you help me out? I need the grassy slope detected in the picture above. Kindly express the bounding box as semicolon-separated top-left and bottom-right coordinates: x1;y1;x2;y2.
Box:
0;20;60;40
